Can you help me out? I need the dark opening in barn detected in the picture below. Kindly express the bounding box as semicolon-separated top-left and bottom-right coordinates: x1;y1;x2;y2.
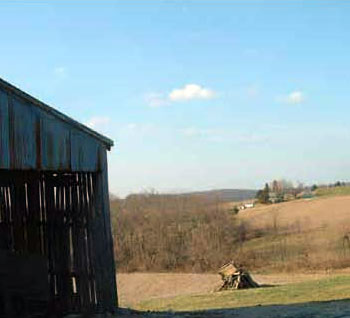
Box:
0;79;117;317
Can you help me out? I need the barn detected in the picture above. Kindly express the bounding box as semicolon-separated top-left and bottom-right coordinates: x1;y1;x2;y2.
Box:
0;78;117;317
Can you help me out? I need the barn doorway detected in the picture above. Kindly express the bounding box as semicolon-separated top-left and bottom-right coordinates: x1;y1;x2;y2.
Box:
0;170;99;317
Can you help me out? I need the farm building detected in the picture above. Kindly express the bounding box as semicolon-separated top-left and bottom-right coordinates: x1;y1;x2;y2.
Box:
0;78;117;317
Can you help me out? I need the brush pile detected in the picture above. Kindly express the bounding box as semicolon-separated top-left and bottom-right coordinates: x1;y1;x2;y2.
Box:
218;261;259;290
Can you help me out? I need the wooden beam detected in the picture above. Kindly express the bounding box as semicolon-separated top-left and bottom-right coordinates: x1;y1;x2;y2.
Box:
93;150;118;312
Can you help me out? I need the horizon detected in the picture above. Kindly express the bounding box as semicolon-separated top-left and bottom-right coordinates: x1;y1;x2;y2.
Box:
1;1;350;197
113;179;349;199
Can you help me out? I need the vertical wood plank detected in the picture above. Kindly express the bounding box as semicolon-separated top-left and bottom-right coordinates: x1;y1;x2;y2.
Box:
85;172;97;307
94;150;118;312
26;173;42;254
40;114;71;170
77;172;91;313
8;95;37;169
0;88;10;169
11;174;27;253
0;186;11;250
70;130;99;172
71;173;83;312
55;182;66;311
44;174;59;314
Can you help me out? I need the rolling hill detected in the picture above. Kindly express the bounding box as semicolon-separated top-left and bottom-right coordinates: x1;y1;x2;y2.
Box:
230;193;350;272
185;188;257;202
124;188;258;202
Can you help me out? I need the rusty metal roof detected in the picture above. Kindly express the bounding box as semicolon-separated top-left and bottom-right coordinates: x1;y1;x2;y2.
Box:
0;77;114;149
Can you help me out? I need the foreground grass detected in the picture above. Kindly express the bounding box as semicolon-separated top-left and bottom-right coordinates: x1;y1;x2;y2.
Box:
136;275;350;312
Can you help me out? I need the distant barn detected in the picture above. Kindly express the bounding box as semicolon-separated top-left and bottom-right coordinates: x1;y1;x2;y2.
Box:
0;78;117;317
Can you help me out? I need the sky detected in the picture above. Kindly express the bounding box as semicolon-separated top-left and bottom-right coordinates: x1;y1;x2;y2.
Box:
1;1;350;197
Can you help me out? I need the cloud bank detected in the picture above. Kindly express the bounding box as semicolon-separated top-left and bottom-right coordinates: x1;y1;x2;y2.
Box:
146;83;215;107
276;90;305;105
169;84;215;102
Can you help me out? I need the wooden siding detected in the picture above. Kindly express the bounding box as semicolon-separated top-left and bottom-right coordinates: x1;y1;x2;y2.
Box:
0;170;113;315
0;89;9;168
0;87;104;172
93;149;118;310
0;80;117;315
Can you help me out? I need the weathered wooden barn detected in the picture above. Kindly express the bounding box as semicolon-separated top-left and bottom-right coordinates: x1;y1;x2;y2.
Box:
0;78;117;317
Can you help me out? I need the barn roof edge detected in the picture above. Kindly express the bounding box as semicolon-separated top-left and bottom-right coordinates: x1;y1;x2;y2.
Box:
0;77;114;150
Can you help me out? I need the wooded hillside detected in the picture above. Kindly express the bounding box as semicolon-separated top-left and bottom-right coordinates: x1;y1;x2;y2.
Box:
111;191;350;273
111;193;240;272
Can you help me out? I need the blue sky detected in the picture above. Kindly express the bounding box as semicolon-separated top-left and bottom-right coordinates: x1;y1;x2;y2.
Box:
1;1;350;196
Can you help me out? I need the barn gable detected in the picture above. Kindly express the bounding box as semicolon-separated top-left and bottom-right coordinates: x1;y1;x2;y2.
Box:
0;78;113;171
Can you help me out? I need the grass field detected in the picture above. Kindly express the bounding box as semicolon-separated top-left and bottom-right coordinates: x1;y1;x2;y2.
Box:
315;186;350;197
135;275;350;312
117;271;350;308
116;194;350;317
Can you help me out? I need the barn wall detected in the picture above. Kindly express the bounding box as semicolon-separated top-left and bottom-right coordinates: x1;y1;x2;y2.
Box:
0;89;9;168
0;87;104;172
0;83;118;314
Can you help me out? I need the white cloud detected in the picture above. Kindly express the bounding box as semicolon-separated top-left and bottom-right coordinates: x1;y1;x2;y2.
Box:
277;91;305;104
181;127;201;137
169;84;215;102
286;91;304;104
145;93;169;108
180;127;270;145
145;84;215;108
127;123;137;130
180;127;223;142
53;66;67;78
247;84;260;98
85;116;110;130
236;134;269;144
124;123;155;136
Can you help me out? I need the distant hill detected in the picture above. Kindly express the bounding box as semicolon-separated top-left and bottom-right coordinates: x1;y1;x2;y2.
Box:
121;189;258;203
179;189;258;202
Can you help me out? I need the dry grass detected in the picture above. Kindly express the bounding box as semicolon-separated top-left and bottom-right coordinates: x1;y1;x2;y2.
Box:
230;195;350;271
116;271;350;308
238;195;350;231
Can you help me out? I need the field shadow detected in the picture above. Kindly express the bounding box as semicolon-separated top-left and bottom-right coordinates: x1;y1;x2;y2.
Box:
116;298;350;318
257;283;275;288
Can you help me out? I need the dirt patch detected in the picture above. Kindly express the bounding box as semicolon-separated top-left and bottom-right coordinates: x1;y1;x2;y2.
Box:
117;273;219;307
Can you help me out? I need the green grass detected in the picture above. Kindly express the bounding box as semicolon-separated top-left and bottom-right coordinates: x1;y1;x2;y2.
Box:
315;186;350;197
136;275;350;312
